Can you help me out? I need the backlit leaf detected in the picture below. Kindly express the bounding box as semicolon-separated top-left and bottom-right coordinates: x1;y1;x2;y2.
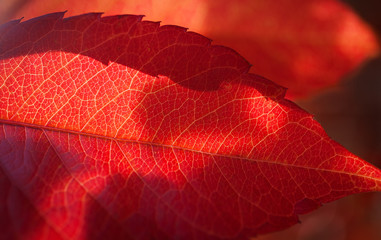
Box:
1;0;379;98
0;13;380;240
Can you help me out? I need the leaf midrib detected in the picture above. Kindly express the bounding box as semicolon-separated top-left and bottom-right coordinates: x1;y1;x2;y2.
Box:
1;118;380;187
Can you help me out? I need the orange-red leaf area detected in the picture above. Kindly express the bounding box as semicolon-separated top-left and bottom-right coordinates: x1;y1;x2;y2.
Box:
1;0;379;98
0;13;380;240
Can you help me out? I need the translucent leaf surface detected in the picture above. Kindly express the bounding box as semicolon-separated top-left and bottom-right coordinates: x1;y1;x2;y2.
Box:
0;13;380;240
1;0;379;98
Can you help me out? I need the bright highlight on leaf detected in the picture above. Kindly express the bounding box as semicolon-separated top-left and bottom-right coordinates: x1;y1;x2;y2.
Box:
0;13;380;240
1;0;379;98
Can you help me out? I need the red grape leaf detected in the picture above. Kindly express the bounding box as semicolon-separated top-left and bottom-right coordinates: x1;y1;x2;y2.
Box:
0;13;380;240
1;0;379;98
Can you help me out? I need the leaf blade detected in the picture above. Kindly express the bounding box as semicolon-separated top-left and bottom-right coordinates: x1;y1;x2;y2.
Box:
0;13;380;240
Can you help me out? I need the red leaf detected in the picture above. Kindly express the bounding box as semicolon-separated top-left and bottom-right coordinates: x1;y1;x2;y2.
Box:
1;0;379;98
0;13;380;239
